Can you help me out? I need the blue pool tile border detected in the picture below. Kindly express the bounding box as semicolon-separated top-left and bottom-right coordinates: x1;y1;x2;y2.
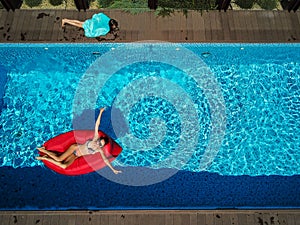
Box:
0;166;299;210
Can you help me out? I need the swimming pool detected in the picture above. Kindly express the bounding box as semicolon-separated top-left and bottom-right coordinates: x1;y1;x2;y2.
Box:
0;43;299;209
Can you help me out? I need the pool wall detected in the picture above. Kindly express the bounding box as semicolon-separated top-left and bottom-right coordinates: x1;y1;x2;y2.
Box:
0;166;299;210
0;65;7;113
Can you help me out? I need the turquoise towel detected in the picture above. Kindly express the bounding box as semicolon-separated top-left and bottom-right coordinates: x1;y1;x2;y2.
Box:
82;13;111;38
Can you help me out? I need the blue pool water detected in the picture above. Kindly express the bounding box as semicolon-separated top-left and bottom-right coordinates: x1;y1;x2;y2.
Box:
0;43;299;209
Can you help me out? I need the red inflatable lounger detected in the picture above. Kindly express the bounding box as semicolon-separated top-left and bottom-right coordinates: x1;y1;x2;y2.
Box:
41;130;122;176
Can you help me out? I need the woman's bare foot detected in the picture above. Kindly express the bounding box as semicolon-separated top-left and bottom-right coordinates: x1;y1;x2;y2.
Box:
36;155;48;161
37;146;47;153
61;19;66;27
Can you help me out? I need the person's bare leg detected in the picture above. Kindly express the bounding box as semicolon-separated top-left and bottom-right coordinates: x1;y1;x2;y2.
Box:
37;147;60;160
37;144;78;162
62;19;84;28
36;155;76;169
63;154;77;168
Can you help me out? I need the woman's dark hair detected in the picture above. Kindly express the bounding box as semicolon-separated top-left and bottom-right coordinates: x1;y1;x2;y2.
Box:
109;19;119;33
99;137;109;147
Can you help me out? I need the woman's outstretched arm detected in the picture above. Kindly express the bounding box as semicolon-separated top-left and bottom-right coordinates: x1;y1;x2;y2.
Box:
93;107;106;140
99;150;122;174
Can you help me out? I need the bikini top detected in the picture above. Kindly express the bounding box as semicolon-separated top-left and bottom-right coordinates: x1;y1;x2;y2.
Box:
86;140;96;154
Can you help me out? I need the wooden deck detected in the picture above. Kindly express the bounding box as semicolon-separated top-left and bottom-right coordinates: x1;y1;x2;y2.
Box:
0;9;300;43
0;210;300;225
1;8;300;225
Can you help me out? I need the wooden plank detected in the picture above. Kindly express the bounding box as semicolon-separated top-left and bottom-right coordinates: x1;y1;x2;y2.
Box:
245;11;258;42
173;213;190;225
297;12;300;37
214;213;223;225
277;212;288;225
26;11;38;41
205;213;215;225
212;11;222;41
1;214;10;225
226;11;237;41
99;214;109;225
120;11;133;41
173;12;183;41
239;10;251;42
246;212;256;225
287;12;300;41
220;11;231;41
243;11;255;42
31;11;43;41
149;214;165;225
273;11;286;42
50;214;61;225
193;11;205;42
234;11;244;41
37;10;51;41
156;12;169;41
20;10;32;41
279;11;291;42
267;11;280;42
165;213;174;225
51;10;63;42
261;212;272;225
268;11;280;42
255;11;268;42
14;10;27;41
228;213;238;225
174;12;186;42
286;213;296;225
122;214;139;225
134;13;146;41
203;11;212;41
0;10;7;28
129;12;139;41
181;12;188;42
185;11;194;42
209;11;218;41
57;214;72;225
295;213;300;225
0;10;8;42
41;214;52;225
167;13;178;42
196;213;206;225
7;9;20;41
108;213;118;225
237;213;248;225
262;11;274;42
25;214;43;225
75;214;90;225
9;214;27;225
0;9;3;21
189;212;197;225
232;10;243;41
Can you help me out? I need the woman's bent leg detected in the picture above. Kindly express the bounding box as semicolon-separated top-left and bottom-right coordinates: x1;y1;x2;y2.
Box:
37;144;78;162
36;155;77;169
62;19;84;28
36;156;67;169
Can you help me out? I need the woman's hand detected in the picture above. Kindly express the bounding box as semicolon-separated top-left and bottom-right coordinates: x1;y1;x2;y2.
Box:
100;107;106;113
113;169;122;174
